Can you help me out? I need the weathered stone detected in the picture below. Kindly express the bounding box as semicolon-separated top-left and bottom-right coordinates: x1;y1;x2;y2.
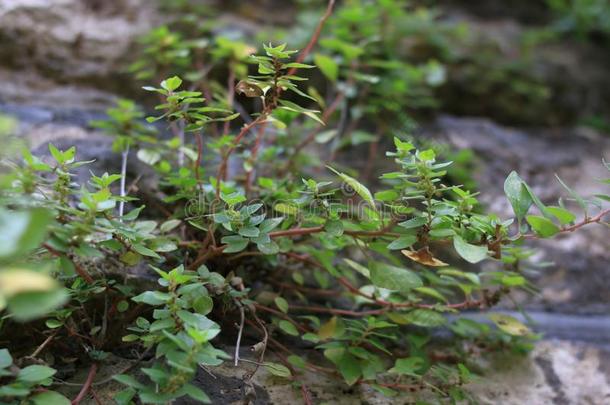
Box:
0;0;158;86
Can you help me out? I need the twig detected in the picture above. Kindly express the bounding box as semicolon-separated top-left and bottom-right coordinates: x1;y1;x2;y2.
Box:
245;122;268;196
43;244;94;284
71;363;97;405
118;144;130;220
234;302;245;366
223;68;236;136
30;330;58;358
287;0;336;76
522;208;610;239
216;116;266;198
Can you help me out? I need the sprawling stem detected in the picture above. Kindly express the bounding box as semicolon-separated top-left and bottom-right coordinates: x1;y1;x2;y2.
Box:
118;144;129;220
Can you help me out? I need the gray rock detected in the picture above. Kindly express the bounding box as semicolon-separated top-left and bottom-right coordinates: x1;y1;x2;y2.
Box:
0;0;158;86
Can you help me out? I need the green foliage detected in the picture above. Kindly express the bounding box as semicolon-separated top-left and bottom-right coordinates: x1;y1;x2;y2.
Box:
547;0;610;38
0;1;609;404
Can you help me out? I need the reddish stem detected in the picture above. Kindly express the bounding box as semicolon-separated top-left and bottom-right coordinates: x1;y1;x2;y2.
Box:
43;244;94;284
287;0;336;76
245;122;268;196
523;208;609;239
223;68;236;136
71;363;98;404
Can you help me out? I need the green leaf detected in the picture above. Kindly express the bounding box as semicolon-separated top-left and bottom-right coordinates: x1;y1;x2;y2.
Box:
503;171;532;223
374;190;399;202
453;235;489;264
131;244;161;259
324;219;344;236
406;309;446;327
193;296;213;315
556;174;588;214
274;297;289;313
388;357;424;377
160;219;181;233
8;289;69;322
546;206;576;225
327;167;377;215
256;240;280;255
370;263;423;294
526;215;560;237
264;362;292;378
278;320;299;336
222;236;249;253
314;53;339;81
18;365;56;383
315;129;338;144
414;287;447;303
324;348;361;386
30;391;71;405
397;217;427;229
488;313;531;336
161;76;182;91
238;226;260;238
113;374;146;389
387;235;417;250
132;291;170;306
0;208;53;258
182;384;211;404
0;349;13;369
137;149;161;166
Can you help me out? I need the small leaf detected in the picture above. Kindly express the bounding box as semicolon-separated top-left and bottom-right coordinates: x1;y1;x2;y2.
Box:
274;297;289;313
398;217;427;229
131;244;161;259
488;313;531;336
406;309;446;327
324;219;344;236
387;235;417;250
18;365;56;382
238;226;260;238
161;76;182;91
278;320;299;336
314;53;339;81
0;349;13;368
327;167;377;215
414;287;447;303
546;206;575;225
526;215;560;237
453;236;489;264
318;316;338;340
264;362;292;378
370;263;423;293
30;391;71;405
504;171;532;223
389;357;424;377
160;219;181;233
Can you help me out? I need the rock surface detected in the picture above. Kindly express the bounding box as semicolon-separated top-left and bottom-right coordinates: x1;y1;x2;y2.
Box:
0;0;157;87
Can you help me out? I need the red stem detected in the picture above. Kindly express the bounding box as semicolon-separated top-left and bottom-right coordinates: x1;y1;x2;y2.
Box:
43;244;94;284
223;68;236;136
523;208;609;239
287;0;336;76
71;363;97;404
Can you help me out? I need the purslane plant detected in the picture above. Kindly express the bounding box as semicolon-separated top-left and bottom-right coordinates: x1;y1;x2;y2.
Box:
1;3;609;405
